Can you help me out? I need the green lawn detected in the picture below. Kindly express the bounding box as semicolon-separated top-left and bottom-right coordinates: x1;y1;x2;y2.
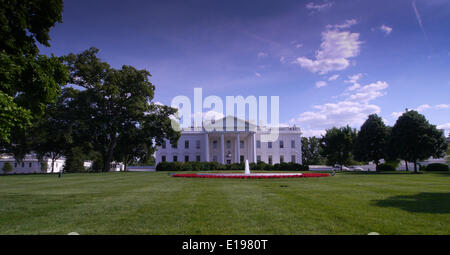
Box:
0;171;449;234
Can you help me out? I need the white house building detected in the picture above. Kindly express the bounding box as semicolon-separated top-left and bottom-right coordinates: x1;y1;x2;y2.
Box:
155;116;302;165
0;154;65;174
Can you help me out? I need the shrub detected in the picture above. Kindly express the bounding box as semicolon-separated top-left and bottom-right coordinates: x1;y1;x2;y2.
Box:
40;162;48;172
2;162;13;173
425;163;449;171
156;161;308;171
376;163;396;171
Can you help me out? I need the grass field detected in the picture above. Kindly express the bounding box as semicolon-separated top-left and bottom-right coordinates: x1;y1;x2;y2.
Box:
0;171;449;235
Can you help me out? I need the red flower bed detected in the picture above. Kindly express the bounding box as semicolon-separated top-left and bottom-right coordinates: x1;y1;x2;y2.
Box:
172;173;330;179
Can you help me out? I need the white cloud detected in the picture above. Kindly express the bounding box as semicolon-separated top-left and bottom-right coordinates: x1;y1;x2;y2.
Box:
295;43;303;48
255;72;262;78
346;73;363;84
293;30;362;74
416;104;431;112
306;2;334;11
295;101;381;130
292;80;389;135
435;104;450;109
257;52;268;58
328;74;339;81
280;56;285;63
315;81;327;88
346;81;388;103
437;123;450;133
390;103;443;119
326;19;358;30
380;24;393;35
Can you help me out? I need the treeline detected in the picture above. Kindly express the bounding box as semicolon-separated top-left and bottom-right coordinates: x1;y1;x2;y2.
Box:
303;112;448;172
0;1;180;172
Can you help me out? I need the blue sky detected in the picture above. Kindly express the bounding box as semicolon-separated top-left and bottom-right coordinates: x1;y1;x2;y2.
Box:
39;0;450;136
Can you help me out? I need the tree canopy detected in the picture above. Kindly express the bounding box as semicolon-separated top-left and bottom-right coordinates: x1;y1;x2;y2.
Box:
389;110;447;172
320;125;357;170
353;114;389;166
0;0;68;143
60;48;179;172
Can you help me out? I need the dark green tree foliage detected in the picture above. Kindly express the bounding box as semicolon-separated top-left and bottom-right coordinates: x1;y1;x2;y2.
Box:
62;48;180;172
2;162;13;173
0;0;68;143
301;136;325;165
390;110;448;173
320;125;357;170
353;114;389;166
63;147;86;173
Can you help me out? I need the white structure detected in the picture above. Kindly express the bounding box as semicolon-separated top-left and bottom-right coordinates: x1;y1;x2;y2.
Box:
0;154;65;174
155;116;302;165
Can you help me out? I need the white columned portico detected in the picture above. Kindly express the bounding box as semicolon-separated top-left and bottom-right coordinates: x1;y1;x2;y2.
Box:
250;132;256;163
204;133;209;162
235;133;240;163
220;133;225;164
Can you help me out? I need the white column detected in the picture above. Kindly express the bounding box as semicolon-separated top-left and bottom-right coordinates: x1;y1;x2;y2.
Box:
235;133;240;163
220;133;225;164
204;133;209;162
251;132;256;163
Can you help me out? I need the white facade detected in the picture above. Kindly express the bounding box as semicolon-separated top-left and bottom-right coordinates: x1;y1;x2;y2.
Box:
155;117;302;165
0;155;65;174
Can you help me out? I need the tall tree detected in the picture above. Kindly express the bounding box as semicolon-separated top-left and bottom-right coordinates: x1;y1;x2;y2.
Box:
0;0;68;143
62;48;180;172
301;136;325;165
320;126;357;170
390;110;448;173
353;114;389;167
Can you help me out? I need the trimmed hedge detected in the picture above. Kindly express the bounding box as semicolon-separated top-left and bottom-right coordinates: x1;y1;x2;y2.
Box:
156;161;309;171
425;163;449;171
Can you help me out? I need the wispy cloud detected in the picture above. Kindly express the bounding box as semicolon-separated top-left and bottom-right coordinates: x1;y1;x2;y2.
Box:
257;52;268;58
380;24;393;35
315;81;327;88
412;0;428;40
326;19;358;30
328;74;339;81
306;1;334;12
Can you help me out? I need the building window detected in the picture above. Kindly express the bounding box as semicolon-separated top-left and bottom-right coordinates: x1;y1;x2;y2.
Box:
280;155;284;163
240;155;244;163
291;140;295;148
162;141;166;149
256;140;261;148
280;140;284;148
185;155;189;162
213;140;217;149
196;155;201;162
29;162;32;168
22;162;24;167
257;155;261;162
14;162;17;168
185;140;189;149
173;155;178;162
226;140;231;149
291;155;296;163
196;140;200;149
161;155;166;162
268;142;272;148
240;140;244;149
268;155;273;165
173;142;178;149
